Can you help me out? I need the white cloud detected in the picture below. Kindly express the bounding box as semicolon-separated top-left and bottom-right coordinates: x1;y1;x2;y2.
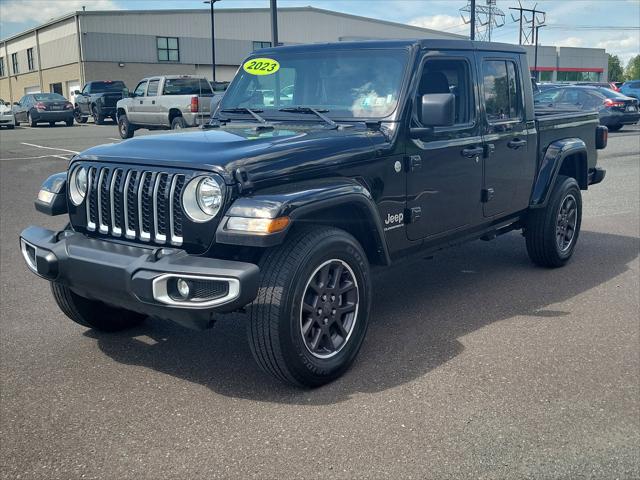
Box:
409;14;464;32
0;0;119;24
557;37;584;48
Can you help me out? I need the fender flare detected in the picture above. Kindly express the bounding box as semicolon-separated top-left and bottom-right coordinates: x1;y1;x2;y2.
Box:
530;138;588;208
216;178;391;265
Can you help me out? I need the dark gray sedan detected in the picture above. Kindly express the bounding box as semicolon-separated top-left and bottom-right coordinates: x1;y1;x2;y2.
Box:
13;93;74;127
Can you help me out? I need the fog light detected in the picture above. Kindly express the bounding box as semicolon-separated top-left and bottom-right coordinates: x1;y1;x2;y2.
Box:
176;278;190;298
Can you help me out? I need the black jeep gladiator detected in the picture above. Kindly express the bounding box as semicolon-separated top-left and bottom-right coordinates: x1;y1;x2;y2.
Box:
74;80;126;125
21;40;607;387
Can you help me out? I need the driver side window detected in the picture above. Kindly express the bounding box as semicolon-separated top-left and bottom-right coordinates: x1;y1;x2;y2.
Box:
416;57;474;129
133;81;147;97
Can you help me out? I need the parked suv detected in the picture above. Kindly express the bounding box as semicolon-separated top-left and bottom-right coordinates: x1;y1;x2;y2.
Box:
74;80;126;125
116;75;214;138
620;80;640;99
21;40;607;387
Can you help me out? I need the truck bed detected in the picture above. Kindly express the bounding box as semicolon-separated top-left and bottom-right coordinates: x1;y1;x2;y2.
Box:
534;109;600;169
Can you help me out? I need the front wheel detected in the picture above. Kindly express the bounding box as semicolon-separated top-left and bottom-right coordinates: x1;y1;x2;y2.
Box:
248;226;371;387
525;175;582;268
74;108;87;124
92;106;105;125
118;113;135;139
51;283;145;332
65;119;73;127
607;124;623;132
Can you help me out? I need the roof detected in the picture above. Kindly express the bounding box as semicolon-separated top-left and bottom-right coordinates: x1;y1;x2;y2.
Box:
255;39;526;55
1;6;466;44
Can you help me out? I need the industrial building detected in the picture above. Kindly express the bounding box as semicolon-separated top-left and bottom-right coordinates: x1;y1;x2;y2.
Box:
0;6;609;105
0;6;464;104
523;45;608;82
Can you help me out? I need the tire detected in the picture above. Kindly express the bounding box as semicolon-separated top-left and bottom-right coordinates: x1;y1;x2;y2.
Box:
28;113;37;127
51;283;145;332
49;121;55;127
74;108;88;124
248;226;371;387
14;121;20;127
171;116;187;130
65;119;73;127
607;124;622;132
7;124;14;129
525;175;582;268
92;106;105;125
118;113;135;139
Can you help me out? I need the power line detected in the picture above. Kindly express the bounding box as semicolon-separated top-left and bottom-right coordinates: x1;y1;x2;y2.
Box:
460;0;506;41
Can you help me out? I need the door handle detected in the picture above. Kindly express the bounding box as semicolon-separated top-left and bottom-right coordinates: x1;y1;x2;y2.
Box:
151;100;156;105
139;100;143;105
461;146;484;158
507;138;527;149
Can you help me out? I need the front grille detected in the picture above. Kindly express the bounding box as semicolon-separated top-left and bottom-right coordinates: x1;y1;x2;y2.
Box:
78;165;187;246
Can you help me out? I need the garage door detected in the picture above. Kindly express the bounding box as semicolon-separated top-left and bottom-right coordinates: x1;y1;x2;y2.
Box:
24;86;41;95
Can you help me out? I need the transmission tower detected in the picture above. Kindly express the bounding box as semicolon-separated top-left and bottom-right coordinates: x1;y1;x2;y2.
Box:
460;0;505;42
509;1;546;45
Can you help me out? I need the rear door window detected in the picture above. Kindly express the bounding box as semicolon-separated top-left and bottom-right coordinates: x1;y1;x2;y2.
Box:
482;59;522;122
163;78;210;95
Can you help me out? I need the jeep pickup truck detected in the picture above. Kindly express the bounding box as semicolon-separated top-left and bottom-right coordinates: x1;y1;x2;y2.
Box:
74;80;127;125
20;40;607;387
116;75;214;138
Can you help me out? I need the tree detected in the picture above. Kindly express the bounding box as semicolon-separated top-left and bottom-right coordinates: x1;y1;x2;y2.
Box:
608;54;624;82
625;55;640;81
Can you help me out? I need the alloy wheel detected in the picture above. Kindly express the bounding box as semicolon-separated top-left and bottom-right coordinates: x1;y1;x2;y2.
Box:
300;259;359;359
556;193;578;252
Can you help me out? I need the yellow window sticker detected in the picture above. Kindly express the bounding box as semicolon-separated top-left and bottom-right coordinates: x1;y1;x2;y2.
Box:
243;58;280;76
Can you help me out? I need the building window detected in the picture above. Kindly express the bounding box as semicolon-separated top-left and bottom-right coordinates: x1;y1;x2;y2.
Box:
538;70;553;82
556;71;599;82
252;41;272;51
157;37;179;62
11;53;18;74
50;82;63;95
0;57;4;77
27;48;35;71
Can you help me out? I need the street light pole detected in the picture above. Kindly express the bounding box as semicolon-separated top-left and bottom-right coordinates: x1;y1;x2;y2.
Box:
270;0;279;47
204;0;220;83
534;24;545;81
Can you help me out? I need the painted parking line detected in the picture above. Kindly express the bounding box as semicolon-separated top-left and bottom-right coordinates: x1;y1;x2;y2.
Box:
108;138;121;141
20;142;79;154
1;154;70;161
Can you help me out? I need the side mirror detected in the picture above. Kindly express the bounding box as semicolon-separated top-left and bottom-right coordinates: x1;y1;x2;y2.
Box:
74;90;81;95
13;102;20;106
410;93;455;138
128;91;136;98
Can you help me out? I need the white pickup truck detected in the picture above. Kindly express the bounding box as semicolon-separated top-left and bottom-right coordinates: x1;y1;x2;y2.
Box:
116;75;214;138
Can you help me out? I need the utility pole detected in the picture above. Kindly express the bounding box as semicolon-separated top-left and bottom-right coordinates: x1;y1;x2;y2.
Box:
534;24;545;81
470;0;476;40
270;0;279;47
509;1;546;45
203;0;220;83
460;0;504;42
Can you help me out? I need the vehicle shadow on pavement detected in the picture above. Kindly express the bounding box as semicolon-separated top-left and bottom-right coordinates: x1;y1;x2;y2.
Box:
87;230;639;404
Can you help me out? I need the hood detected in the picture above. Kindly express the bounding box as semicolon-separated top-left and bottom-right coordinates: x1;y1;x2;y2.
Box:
78;125;387;185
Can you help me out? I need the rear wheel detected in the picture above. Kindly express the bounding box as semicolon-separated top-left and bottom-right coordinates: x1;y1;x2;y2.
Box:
28;113;37;127
118;113;135;139
51;283;145;332
248;226;371;387
65;119;74;127
525;175;582;268
92;106;105;125
171;116;187;130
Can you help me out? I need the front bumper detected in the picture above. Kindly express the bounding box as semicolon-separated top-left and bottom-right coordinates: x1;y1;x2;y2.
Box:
19;226;260;329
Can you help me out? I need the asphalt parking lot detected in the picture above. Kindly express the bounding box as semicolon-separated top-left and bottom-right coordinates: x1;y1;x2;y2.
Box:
1;121;639;479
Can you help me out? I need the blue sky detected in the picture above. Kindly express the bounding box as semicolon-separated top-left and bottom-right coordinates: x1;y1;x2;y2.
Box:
1;0;639;64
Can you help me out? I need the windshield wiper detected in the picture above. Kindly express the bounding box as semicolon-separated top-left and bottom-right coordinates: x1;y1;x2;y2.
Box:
278;106;338;129
220;107;269;124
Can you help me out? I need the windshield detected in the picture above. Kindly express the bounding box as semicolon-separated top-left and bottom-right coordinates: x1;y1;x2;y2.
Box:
91;81;125;93
220;49;409;120
33;93;66;101
163;78;212;95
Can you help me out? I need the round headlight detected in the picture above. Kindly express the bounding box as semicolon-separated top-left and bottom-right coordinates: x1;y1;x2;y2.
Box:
182;175;224;222
196;177;223;216
69;166;88;206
